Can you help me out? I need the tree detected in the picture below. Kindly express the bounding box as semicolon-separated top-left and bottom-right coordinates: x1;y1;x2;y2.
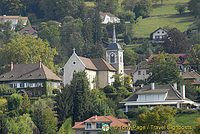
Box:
162;28;191;54
7;93;23;111
148;52;181;84
124;48;141;66
58;117;74;134
134;0;152;18
175;3;187;15
31;99;58;134
0;34;58;72
0;85;16;95
113;74;123;88
21;93;31;113
4;114;37;134
187;44;200;72
188;0;200;17
102;85;117;93
71;72;91;122
96;0;118;14
121;0;139;11
137;106;177;134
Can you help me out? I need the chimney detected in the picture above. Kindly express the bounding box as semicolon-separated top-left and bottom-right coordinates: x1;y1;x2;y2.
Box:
10;62;13;71
173;83;177;90
180;85;185;99
39;61;42;68
95;115;97;120
151;83;155;90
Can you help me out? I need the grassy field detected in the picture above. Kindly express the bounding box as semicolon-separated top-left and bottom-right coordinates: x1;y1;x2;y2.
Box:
174;113;200;128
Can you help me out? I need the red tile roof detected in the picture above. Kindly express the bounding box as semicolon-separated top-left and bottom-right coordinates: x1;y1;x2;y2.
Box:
73;116;130;129
19;26;37;34
0;16;28;20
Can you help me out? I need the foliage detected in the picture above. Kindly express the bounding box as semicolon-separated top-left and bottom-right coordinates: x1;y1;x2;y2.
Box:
7;93;23;111
148;52;181;84
127;107;149;120
113;74;123;88
134;0;152;18
90;89;114;116
162;28;191;54
115;110;128;119
96;0;118;14
31;99;58;134
0;34;58;72
21;93;31;113
103;85;117;93
175;3;187;15
58;117;74;134
188;0;200;17
194;118;200;134
124;48;141;66
4;114;37;134
0;97;7;113
124;75;133;92
185;84;200;102
121;0;139;11
137;106;177;134
70;72;91;122
0;85;16;95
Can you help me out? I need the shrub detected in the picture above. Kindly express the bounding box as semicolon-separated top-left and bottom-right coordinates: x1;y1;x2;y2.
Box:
103;85;117;93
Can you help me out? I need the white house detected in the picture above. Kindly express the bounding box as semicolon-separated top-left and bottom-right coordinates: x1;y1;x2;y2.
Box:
0;15;28;30
120;83;198;112
150;27;168;43
99;11;120;24
63;25;124;89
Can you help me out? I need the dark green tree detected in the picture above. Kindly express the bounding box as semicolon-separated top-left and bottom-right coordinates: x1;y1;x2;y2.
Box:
96;0;118;14
58;117;74;134
162;28;191;54
148;52;181;84
188;0;200;17
31;99;58;134
134;0;152;18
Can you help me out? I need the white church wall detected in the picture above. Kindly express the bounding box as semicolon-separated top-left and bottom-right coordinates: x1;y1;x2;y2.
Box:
63;53;85;86
85;70;97;89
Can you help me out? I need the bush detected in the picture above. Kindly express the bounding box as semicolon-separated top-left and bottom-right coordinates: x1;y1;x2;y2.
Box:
175;3;187;15
177;108;198;114
0;85;16;95
127;107;149;119
103;85;117;93
8;93;23;111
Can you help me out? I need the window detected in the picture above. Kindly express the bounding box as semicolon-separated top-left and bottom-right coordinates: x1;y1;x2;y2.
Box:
157;31;160;34
20;83;24;88
86;123;91;129
155;36;160;39
96;123;102;129
138;71;141;75
110;53;115;63
162;35;166;39
73;61;76;65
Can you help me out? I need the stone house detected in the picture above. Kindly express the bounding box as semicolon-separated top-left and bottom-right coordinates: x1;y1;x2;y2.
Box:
0;62;62;96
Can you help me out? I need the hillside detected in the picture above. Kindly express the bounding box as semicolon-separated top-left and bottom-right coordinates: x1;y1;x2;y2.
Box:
133;0;194;38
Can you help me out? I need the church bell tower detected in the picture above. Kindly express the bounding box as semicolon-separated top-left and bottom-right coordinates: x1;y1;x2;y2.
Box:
106;25;124;76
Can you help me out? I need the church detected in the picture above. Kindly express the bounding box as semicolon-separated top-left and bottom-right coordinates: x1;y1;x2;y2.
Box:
63;26;124;89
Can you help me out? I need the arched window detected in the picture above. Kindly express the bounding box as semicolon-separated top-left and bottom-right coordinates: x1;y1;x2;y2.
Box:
110;53;115;63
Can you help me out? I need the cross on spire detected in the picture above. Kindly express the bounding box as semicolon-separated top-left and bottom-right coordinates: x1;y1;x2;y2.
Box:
112;25;117;43
73;48;76;53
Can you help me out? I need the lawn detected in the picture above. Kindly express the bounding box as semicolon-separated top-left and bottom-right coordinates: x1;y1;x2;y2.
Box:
151;0;190;16
174;113;200;128
132;13;194;38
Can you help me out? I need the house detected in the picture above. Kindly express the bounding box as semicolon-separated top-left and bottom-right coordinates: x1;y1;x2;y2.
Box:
0;62;62;96
120;83;198;112
63;25;124;89
124;61;151;85
19;26;38;38
150;28;168;43
72;115;130;134
99;11;120;24
0;15;28;30
181;70;200;86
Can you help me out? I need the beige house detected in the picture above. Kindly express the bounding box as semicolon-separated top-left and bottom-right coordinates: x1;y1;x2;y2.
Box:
72;115;130;134
63;25;124;89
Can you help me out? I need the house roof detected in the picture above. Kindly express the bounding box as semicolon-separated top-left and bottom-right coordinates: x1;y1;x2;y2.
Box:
147;54;189;65
72;116;130;129
150;27;168;37
124;65;137;75
124;61;150;75
0;16;28;20
0;62;62;82
19;26;37;34
79;56;116;71
99;11;116;18
182;70;200;79
122;84;190;102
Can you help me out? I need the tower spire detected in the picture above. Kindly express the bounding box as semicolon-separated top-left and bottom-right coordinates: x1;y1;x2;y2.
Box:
112;25;117;43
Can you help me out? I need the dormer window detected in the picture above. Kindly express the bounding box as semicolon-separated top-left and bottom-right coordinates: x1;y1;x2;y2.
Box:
110;53;115;63
86;123;91;129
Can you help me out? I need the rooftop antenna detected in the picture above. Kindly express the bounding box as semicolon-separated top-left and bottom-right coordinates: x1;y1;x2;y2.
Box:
112;25;117;43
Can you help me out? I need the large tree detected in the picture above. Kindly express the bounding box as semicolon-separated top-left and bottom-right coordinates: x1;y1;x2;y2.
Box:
188;0;200;17
136;106;177;134
162;28;191;54
96;0;118;14
0;34;58;71
134;0;152;18
148;52;181;84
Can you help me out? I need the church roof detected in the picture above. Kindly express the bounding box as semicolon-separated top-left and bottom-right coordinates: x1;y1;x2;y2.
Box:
78;57;116;71
106;42;122;50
